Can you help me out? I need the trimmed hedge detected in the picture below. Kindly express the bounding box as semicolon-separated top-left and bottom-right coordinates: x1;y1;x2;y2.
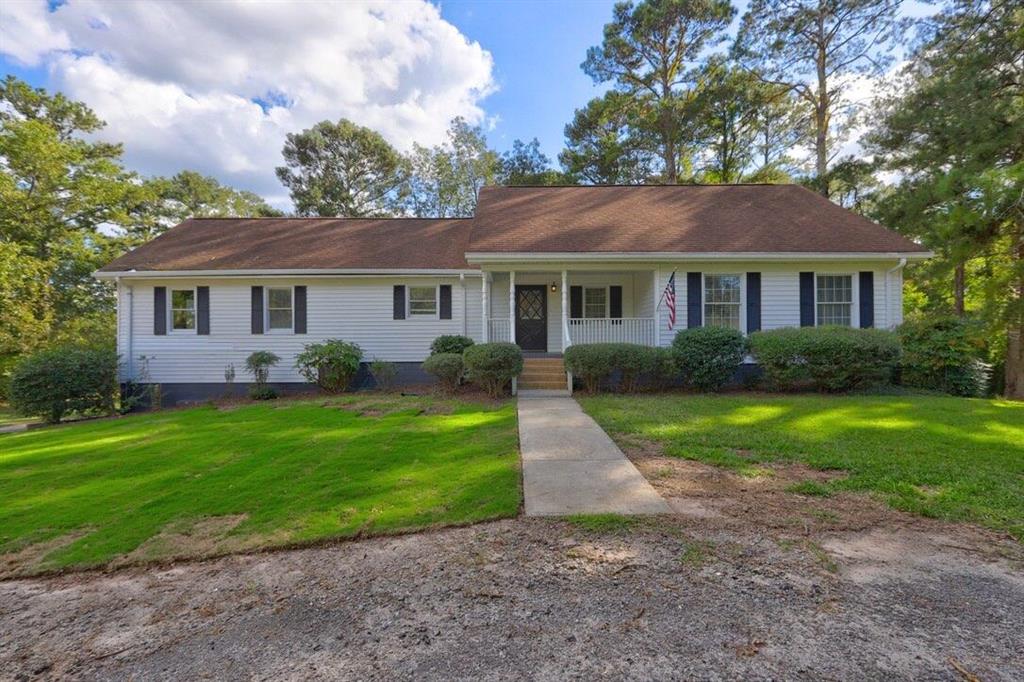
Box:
749;326;900;392
671;327;747;392
563;343;660;393
423;353;464;393
464;342;523;398
295;339;362;393
9;346;118;423
430;335;475;356
898;317;989;397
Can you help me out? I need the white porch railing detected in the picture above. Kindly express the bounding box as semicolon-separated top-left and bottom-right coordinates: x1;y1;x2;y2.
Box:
568;318;656;346
488;318;511;342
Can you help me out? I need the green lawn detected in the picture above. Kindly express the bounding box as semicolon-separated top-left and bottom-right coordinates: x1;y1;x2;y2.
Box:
0;395;520;575
578;393;1024;540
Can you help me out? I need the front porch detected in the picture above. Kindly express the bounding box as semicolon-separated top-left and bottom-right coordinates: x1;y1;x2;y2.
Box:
481;268;661;353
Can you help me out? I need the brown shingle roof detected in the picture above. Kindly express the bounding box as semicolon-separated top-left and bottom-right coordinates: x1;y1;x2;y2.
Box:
100;185;927;273
468;184;927;254
99;218;476;272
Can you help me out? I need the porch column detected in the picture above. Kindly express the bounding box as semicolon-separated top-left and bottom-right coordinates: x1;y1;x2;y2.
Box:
653;268;661;347
508;271;516;345
561;269;569;351
482;273;489;342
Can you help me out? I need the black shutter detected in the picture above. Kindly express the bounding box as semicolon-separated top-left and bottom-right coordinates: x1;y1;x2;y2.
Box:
746;273;761;333
799;272;815;327
197;286;210;335
570;286;583;318
393;285;406;320
251;286;264;334
154;287;167;335
294;285;307;334
686;272;702;328
859;272;874;328
439;284;452;320
609;286;623;319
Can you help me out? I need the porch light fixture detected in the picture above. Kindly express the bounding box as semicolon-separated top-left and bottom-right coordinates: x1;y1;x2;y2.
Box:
550;282;557;292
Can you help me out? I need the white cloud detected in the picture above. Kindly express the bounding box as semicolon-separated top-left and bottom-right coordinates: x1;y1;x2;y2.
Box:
1;0;496;207
0;0;70;65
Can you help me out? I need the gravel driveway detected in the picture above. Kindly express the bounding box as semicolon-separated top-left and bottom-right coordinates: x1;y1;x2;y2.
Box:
3;456;1022;681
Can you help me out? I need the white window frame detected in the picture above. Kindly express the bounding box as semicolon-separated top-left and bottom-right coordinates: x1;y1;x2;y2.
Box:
814;272;858;328
407;284;439;319
264;286;295;333
582;286;609;319
168;287;197;333
702;273;745;333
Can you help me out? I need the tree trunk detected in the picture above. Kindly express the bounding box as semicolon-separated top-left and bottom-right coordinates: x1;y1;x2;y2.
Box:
1006;327;1023;400
814;15;829;196
1006;235;1024;400
953;263;966;316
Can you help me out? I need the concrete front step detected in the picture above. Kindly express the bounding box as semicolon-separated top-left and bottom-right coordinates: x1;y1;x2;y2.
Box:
521;371;567;380
518;389;571;397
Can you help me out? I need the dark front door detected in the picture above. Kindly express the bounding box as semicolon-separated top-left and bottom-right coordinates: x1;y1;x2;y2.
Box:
515;285;547;351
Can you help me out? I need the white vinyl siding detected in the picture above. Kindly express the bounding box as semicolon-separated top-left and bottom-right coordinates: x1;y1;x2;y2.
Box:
117;276;482;383
654;261;904;346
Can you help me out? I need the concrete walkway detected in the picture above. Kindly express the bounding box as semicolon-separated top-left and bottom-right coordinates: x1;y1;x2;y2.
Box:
517;396;670;516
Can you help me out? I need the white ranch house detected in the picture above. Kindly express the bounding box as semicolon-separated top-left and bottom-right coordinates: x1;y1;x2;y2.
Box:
96;185;930;402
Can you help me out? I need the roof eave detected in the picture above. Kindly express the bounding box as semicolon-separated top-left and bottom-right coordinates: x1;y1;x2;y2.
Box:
94;267;483;280
464;251;934;264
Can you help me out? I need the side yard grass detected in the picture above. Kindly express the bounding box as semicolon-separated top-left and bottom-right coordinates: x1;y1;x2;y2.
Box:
578;393;1024;541
0;395;520;576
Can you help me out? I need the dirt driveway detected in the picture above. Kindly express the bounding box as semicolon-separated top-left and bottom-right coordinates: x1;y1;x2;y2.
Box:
2;451;1022;681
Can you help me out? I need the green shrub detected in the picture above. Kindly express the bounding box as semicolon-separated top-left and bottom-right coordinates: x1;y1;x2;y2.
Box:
898;317;989;397
245;350;280;399
749;326;901;392
671;327;747;392
423;353;464;393
9;346;118;423
564;344;669;393
745;327;808;391
564;344;617;393
430;335;475;355
295;339;362;393
463;342;523;398
369;359;398;391
647;347;679;391
615;344;658;393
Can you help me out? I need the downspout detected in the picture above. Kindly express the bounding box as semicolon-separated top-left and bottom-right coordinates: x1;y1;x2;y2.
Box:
460;273;467;336
119;277;134;380
885;258;907;328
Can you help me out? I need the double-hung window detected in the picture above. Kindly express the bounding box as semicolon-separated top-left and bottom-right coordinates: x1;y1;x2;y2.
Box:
266;287;293;331
583;287;607;318
170;289;196;331
408;286;438;317
816;275;853;326
704;274;741;330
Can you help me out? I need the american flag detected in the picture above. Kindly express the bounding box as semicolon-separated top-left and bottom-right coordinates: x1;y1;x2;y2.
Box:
663;271;677;330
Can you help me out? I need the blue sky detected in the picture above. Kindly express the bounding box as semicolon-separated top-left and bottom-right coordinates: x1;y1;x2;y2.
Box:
0;0;928;205
436;0;620;162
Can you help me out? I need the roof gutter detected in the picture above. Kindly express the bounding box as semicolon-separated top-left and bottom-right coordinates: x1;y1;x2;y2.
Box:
94;268;484;280
464;251;933;264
